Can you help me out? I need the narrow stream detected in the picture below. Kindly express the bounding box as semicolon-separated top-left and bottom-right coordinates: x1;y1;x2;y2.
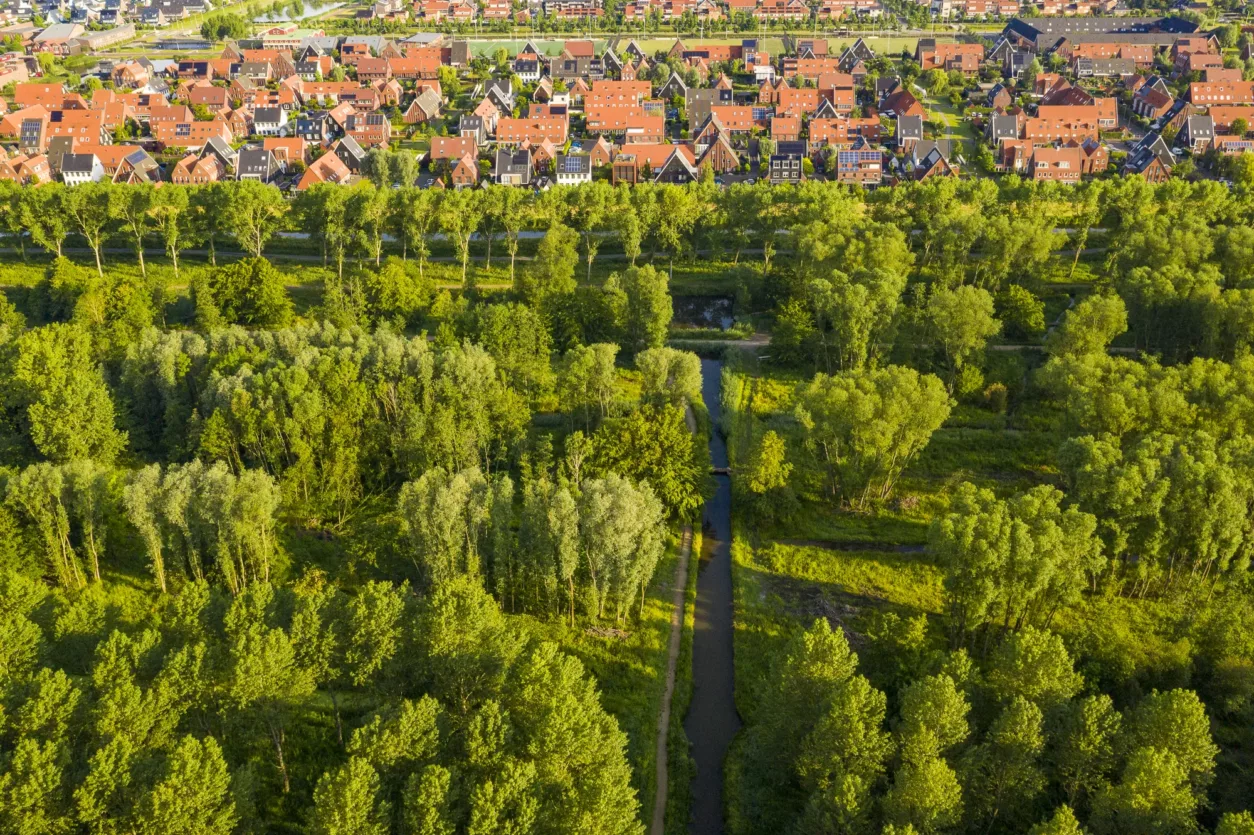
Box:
683;359;741;835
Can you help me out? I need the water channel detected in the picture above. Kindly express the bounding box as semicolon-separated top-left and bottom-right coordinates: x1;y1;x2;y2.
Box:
683;358;741;835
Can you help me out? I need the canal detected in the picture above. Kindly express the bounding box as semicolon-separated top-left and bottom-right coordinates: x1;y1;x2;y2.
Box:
683;358;741;835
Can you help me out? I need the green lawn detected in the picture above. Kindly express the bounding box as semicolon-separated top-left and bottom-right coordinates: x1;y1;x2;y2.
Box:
926;94;982;167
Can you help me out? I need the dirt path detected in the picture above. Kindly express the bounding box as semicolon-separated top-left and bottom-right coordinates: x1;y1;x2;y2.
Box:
650;526;693;835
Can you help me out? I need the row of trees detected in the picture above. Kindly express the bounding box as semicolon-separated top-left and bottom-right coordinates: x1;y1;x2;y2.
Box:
2;458;280;595
13;175;1254;369
6;175;1254;291
400;465;667;624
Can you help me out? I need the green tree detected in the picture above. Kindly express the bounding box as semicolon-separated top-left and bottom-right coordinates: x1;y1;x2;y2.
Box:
926;285;1001;388
297;182;354;279
5;463;83;589
635;347;701;407
4;323;126;463
743;431;792;495
590;404;708;520
883;755;964;835
413;576;524;715
391;188;437;271
998;285;1047;341
522;222;579;303
1218;812;1254;835
964;696;1047;831
310;757;390;835
225;180;288;258
438;188;484;288
190;182;231;266
1054;695;1122;808
341;580;407;689
363;257;432;328
1122;689;1218;795
558;343;619;430
403;766;455;835
576;474;667;619
770;298;819;367
398;467;508;589
494;187;531;285
151;184;195;276
63;181;114;277
897;673;970;763
196;257;293;328
568;180;614;283
1047;294;1128;358
0;737;72;835
135;735;236;835
932;484;1103;647
1029;806;1088;835
794;674;893;833
472;303;555;403
794;366;951;509
21;184;69;258
200;11;249;39
985;626;1084;711
113;184;157;280
349;182;390;267
612;264;672;354
806;266;907;371
1091;747;1196;835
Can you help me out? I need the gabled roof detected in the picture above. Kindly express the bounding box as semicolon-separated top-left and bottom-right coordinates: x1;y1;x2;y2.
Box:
658;73;688;100
338;133;366;161
913;139;954;164
653;147;699;182
988;113;1020;141
61;152;98;174
1182;113;1214;141
556;153;591;175
201;135;236;163
812;98;841;120
897;114;924;140
255;106;284;124
838;37;874;69
495;147;530;175
413;88;442;115
696;131;738;167
1124;131;1173;173
237;147;276;174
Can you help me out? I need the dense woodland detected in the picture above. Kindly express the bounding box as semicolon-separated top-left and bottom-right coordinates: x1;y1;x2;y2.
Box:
2;173;1254;834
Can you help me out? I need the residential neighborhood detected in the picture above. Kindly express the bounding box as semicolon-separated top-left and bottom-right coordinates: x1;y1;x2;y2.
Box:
0;11;1251;191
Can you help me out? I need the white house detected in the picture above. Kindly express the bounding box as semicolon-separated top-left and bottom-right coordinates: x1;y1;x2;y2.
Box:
253;106;289;136
555;152;592;185
61;152;104;185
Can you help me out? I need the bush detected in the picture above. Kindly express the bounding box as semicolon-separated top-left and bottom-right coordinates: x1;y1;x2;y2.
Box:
956;364;985;400
984;382;1008;414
